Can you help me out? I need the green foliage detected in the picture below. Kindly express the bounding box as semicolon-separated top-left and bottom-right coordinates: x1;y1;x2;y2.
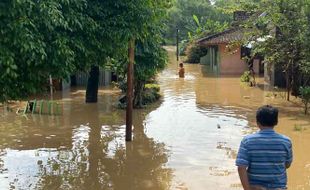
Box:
214;0;262;14
293;124;304;132
116;38;167;108
240;71;251;82
251;0;307;67
179;40;189;56
135;40;168;83
300;86;310;114
193;15;200;27
99;0;170;107
143;84;161;105
101;0;172;43
188;15;229;41
0;0;109;102
163;0;232;44
134;37;168;107
145;84;160;92
239;0;310;100
183;13;228;64
115;38;168;108
185;44;208;63
301;1;310;75
0;0;172;103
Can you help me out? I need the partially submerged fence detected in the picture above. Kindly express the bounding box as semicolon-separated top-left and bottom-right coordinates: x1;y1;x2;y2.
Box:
20;100;62;115
75;70;112;87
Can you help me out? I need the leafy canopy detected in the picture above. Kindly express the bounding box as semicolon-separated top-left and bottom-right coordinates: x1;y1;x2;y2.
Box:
0;0;172;102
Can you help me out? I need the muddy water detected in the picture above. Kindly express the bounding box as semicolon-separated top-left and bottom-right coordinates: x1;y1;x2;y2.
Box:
0;47;310;190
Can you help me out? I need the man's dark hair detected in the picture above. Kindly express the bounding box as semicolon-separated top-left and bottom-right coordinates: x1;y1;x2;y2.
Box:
179;63;183;67
256;105;279;127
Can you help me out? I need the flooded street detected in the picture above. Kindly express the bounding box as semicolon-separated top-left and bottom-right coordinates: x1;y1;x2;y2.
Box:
1;47;310;190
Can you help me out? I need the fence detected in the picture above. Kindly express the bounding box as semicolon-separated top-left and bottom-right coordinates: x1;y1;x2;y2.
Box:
75;70;112;87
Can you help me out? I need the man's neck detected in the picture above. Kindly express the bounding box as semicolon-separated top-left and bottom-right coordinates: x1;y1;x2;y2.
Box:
259;126;274;131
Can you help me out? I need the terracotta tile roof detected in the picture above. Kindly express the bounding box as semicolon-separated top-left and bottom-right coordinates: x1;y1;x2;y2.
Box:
197;28;244;45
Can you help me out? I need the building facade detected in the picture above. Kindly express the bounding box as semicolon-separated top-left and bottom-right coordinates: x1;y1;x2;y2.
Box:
198;28;262;76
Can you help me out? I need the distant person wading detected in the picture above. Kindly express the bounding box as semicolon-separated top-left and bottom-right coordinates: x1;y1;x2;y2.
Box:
179;63;185;78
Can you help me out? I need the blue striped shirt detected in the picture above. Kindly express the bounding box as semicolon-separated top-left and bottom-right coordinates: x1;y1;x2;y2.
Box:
236;129;293;189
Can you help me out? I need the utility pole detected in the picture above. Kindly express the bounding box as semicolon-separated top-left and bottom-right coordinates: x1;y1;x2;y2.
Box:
126;39;135;141
176;28;179;62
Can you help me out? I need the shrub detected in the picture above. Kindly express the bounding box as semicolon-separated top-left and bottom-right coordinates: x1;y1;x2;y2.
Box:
185;43;208;63
179;40;189;56
145;84;160;92
240;71;251;82
143;84;160;104
118;83;161;109
293;124;304;132
300;86;310;115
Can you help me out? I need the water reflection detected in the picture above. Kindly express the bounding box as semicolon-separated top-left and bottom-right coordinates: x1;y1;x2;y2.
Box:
0;94;172;190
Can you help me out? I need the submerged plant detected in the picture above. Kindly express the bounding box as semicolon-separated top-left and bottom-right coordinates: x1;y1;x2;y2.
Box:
143;84;161;105
240;71;251;83
300;86;310;115
293;124;303;132
145;84;160;92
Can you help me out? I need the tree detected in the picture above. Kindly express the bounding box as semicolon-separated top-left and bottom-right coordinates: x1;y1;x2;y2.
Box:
1;0;172;142
189;15;229;41
213;0;262;14
102;4;169;109
0;0;105;103
300;87;310;115
164;0;231;44
88;0;171;140
0;0;171;104
300;0;310;83
244;0;309;100
133;39;168;108
82;1;122;103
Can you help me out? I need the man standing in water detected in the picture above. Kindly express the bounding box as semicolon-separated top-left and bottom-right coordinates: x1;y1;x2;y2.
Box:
236;105;293;190
179;62;185;78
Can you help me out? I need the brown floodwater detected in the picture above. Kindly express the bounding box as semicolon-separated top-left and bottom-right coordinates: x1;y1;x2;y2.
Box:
0;46;309;190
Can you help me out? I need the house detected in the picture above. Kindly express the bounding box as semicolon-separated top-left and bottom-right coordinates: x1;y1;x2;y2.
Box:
197;12;264;76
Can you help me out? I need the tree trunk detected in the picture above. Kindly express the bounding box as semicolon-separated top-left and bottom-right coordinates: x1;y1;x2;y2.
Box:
126;39;135;141
291;61;301;97
70;75;77;86
134;81;144;108
86;66;100;103
286;72;290;101
291;71;300;97
285;64;291;101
